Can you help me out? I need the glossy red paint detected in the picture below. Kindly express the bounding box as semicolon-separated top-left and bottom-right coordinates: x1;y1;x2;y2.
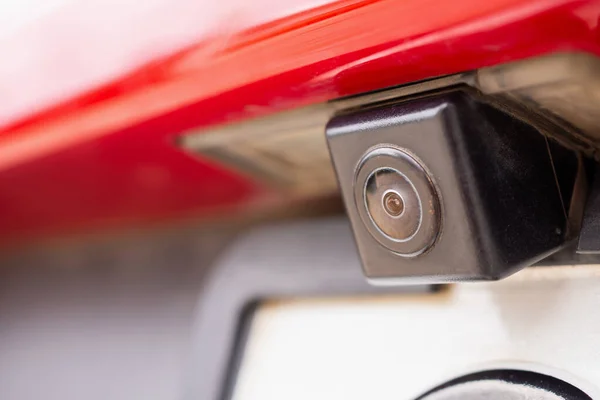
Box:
0;0;599;243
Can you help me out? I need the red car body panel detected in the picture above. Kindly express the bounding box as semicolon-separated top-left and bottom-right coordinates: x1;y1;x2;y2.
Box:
1;0;599;243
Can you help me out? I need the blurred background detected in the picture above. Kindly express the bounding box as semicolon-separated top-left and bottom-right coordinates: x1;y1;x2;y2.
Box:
0;221;235;400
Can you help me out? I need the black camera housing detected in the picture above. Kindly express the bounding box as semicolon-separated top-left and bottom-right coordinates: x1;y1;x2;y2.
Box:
326;91;578;284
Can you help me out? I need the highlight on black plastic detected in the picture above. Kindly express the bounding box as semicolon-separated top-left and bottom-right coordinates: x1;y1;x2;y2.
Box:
416;369;593;400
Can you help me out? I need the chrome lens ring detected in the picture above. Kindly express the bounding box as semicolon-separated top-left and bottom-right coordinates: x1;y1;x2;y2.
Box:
354;146;441;257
